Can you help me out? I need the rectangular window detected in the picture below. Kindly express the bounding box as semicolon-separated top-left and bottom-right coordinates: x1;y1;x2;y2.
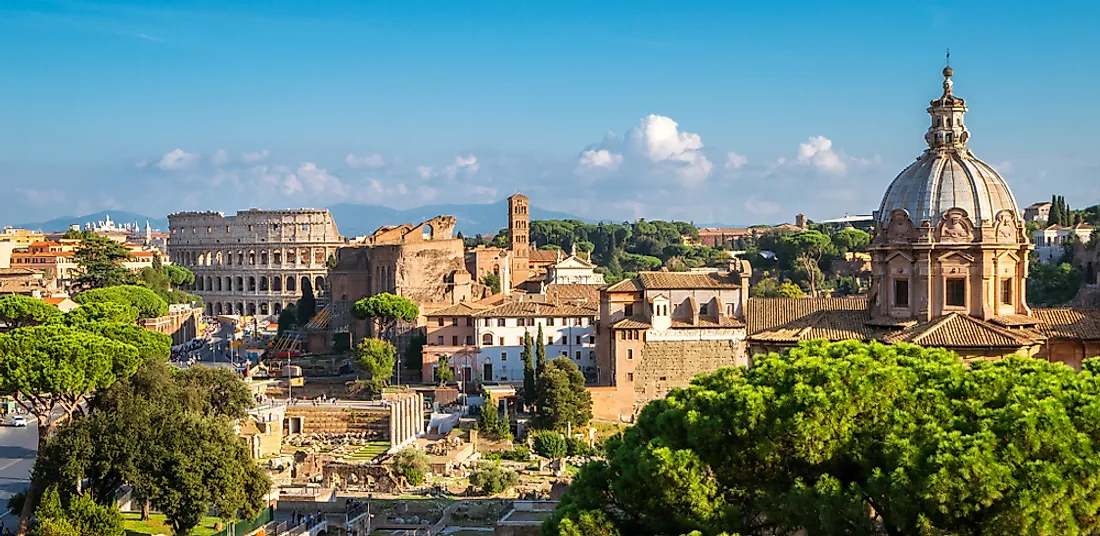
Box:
452;335;458;346
624;304;634;317
627;372;634;382
575;336;582;345
547;318;554;326
620;331;627;340
893;279;909;308
499;337;505;346
575;351;581;360
946;278;967;307
501;352;507;361
436;336;444;345
467;317;473;327
1001;278;1013;305
588;335;596;344
497;318;506;327
627;348;634;360
465;336;473;345
518;336;525;345
451;317;458;326
437;318;444;327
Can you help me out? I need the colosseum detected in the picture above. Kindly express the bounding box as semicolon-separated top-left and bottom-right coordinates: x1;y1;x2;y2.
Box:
167;209;344;317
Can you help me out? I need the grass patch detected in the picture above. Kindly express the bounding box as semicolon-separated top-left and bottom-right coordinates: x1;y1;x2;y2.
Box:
345;441;391;460
122;512;222;536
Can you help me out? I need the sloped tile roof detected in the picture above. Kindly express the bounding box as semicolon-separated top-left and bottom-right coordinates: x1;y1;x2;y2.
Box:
612;316;652;329
604;278;643;293
745;297;869;335
475;301;597;318
882;313;1040;348
670;317;746;329
747;310;873;343
528;249;562;263
1033;308;1100;340
545;284;601;303
637;271;741;290
989;314;1040;327
425;302;492;317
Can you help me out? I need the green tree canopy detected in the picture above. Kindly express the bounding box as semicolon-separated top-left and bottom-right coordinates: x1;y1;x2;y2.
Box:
533;430;567;459
394;448;430;487
535;324;546;375
71;233;135;290
548;341;1100;536
522;331;536;404
830;228;871;254
73;285;169;319
435;353;455;386
1028;260;1083;306
78;322;172;362
0;295;62;328
33;485;124;536
63;302;139;326
535;357;592;430
0;324;142;532
353;338;396;395
163;264;195;286
786;230;832;295
351;293;420;327
469;461;519;495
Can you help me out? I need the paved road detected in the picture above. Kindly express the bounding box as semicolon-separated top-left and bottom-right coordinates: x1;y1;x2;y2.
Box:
0;416;37;531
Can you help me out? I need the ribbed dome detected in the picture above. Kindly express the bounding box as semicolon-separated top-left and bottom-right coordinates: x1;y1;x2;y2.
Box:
877;150;1019;226
876;65;1020;226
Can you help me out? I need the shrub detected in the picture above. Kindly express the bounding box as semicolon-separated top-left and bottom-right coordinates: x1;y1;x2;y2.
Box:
566;436;594;457
394;448;429;487
468;462;519;495
533;431;567;459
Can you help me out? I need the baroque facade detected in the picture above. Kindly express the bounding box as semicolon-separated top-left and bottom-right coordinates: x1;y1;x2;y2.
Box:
167;209;343;317
745;63;1100;367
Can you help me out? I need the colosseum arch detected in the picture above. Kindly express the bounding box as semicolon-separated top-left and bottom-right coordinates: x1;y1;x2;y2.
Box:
301;276;309;291
248;249;256;266
206;276;213;291
215;303;223;315
248;276;256;292
287;276;296;292
274;303;283;314
236;277;244;292
260;250;268;266
260;276;269;291
260;303;269;315
273;249;282;265
247;303;257;315
237;251;245;265
205;303;213;315
215;251;223;265
315;276;325;291
235;303;244;315
196;278;204;291
272;277;282;291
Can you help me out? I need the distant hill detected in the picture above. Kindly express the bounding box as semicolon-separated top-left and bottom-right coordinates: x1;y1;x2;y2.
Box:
11;211;169;233
327;200;590;237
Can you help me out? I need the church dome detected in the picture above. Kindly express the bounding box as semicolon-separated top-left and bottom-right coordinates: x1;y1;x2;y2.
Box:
875;65;1020;226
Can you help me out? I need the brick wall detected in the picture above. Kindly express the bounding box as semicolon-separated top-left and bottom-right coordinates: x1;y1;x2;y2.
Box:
139;307;200;345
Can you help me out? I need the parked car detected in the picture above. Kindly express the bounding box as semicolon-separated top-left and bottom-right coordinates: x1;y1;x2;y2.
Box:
12;415;27;427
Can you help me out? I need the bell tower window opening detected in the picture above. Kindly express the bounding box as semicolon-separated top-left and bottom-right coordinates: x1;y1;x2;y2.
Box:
1001;278;1013;305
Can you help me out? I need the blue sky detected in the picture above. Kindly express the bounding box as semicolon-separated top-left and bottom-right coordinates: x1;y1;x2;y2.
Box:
2;0;1098;225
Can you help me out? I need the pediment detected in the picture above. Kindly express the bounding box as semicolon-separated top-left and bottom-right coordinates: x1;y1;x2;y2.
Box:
553;256;595;269
994;250;1022;263
937;251;976;264
885;251;915;263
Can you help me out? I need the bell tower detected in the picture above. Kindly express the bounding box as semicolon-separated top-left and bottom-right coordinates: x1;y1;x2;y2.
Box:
508;193;530;285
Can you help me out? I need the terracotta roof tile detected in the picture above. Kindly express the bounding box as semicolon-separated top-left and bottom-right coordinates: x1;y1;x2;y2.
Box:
1033;308;1100;340
612;316;651;329
475;301;597;318
545;284;601;304
638;271;741;290
747;310;872;343
425;302;492;317
989;314;1040;327
670;317;746;329
528;250;562;263
882;313;1040;348
605;278;643;293
746;297;868;335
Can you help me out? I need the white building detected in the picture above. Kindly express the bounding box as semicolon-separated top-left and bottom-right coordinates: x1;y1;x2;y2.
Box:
474;300;598;383
545;255;605;285
1033;223;1094;263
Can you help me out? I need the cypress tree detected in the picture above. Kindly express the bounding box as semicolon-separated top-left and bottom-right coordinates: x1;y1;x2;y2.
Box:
535;324;546;375
522;331;536;407
297;278;316;325
1049;195;1062;227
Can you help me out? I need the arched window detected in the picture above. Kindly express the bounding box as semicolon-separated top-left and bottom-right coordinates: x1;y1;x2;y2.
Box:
287;277;296;292
482;333;493;345
248;277;256;291
260;276;268;291
272;277;282;292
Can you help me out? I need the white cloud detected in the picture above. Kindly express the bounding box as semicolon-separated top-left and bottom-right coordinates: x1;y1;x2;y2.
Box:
444;155;479;179
397;183;408;195
744;196;781;216
578;149;623;169
725;152;748;170
416;165;433;179
156;149;199;170
418;186;439;202
17;188;66;206
578;114;713;187
369;179;384;193
797;136;846;174
296;162;344;196
210;149;230;166
281;174;303;195
241;150;269;163
346;153;385;169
